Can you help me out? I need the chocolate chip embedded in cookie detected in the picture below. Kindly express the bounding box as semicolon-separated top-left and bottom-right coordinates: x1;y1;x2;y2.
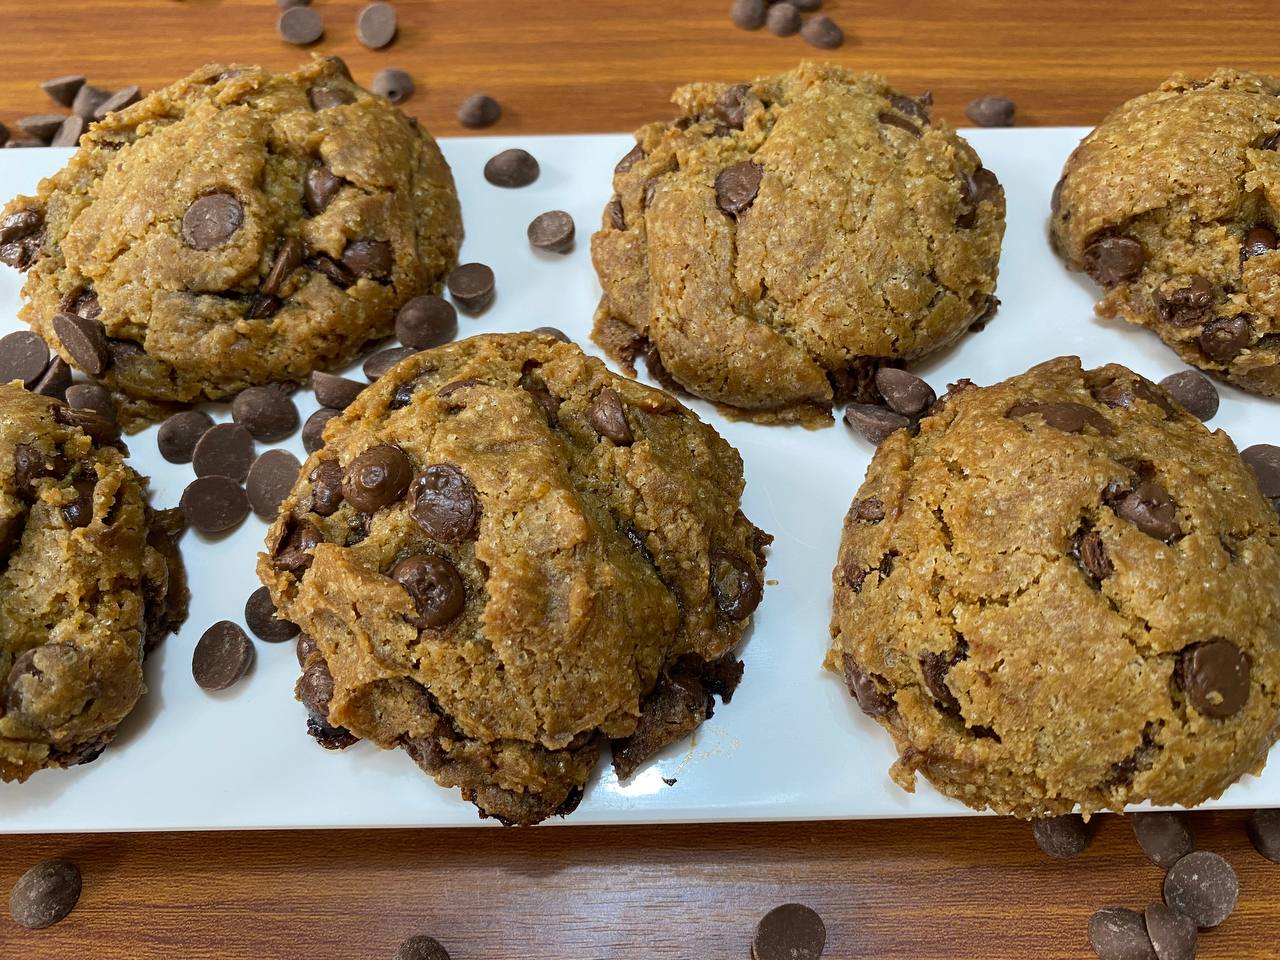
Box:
257;332;770;825
826;356;1280;819
1050;69;1280;396
591;63;1005;427
0;58;462;431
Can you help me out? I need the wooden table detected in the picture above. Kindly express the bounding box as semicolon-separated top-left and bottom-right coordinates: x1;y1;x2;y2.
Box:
2;2;1280;957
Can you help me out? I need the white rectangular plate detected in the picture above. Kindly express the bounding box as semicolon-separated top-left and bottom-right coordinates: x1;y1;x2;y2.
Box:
2;129;1278;833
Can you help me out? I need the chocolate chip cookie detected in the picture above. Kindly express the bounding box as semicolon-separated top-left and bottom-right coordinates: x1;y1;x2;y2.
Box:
257;333;769;825
826;356;1280;818
591;63;1005;427
1051;69;1280;396
1;383;187;782
0;58;462;430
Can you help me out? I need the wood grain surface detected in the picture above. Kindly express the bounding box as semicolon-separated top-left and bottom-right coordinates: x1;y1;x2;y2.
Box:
3;1;1280;957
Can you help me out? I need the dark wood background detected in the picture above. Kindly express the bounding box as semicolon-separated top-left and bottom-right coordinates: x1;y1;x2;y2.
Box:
3;1;1280;957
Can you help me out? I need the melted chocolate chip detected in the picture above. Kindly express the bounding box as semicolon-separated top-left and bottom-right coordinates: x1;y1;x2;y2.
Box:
1178;640;1251;719
1155;276;1214;327
304;165;344;215
182;193;244;250
1115;481;1181;542
840;653;895;719
709;551;762;621
391;554;466;627
1083;235;1145;286
587;387;634;445
341;444;413;513
1006;401;1113;435
409;464;480;542
1072;528;1113;583
1199;315;1252;362
715;161;763;216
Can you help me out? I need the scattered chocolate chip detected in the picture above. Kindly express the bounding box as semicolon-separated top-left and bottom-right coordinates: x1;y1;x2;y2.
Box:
31;357;71;400
372;68;413;104
50;115;86;148
875;368;935;417
341;239;393;281
1199;315;1251;362
192;621;255;690
0;330;50;387
245;585;299;643
1178;639;1251;719
1157;370;1218;421
247;449;302;520
41;75;86;108
157;410;214;464
532;326;570;342
395;934;452;960
1072;528;1113;583
710;551;762;621
52;311;110;376
1007;400;1112;435
279;5;324;44
94;85;142;120
65;382;115;420
1116;481;1181;542
844;403;910;445
1241;224;1278;261
1241;444;1280;498
8;859;81;930
409;464;480;542
1087;907;1156;960
731;0;767;28
181;476;250;535
310;371;364;409
363;346;417;381
302;407;340;455
588;387;634;445
457;93;501;129
60;477;96;528
1144;903;1196;960
841;653;894;718
1032;815;1093;860
192;422;255;481
799;14;843;48
484;148;540;188
261;237;305;297
16;114;64;144
304;165;344;216
182;193;244;250
715;161;763;216
1084;235;1146;286
527;210;576;253
396;295;457;350
1163;851;1238;928
232;386;299;442
308;459;345;516
446;262;496;313
1247;808;1280;863
965;95;1016;127
71;84;110;120
1155;277;1214;327
391;554;466;627
343;444;413;513
308;85;356;111
1131;813;1194;869
752;903;826;960
356;1;397;48
765;2;801;34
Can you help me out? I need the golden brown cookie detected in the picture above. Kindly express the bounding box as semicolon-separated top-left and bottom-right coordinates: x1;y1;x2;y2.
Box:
591;62;1005;427
1;382;187;782
0;58;462;430
258;333;769;825
1051;69;1280;396
826;356;1280;818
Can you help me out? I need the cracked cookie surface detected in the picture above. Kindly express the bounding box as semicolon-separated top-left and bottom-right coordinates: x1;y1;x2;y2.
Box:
258;333;769;825
1051;69;1280;396
1;382;187;783
826;356;1280;818
0;58;462;430
591;62;1005;427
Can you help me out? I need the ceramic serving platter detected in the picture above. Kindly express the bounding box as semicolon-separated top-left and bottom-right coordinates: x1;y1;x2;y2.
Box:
1;129;1278;833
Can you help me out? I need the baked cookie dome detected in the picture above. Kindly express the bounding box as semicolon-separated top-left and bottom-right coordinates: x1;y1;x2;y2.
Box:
1051;69;1280;396
591;62;1005;427
0;58;462;429
826;356;1280;818
258;333;769;825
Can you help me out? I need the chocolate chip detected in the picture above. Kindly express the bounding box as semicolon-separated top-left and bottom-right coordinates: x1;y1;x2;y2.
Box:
8;859;81;930
0;330;50;387
715;161;763;216
14;443;68;496
1087;907;1156;960
297;658;335;718
1132;813;1194;868
93;85;142;120
50;115;85;148
1072;528;1113;583
1032;815;1093;860
532;326;570;342
261;237;305;297
710;551;762;621
1178;639;1251;719
396;295;457;350
395;936;451;960
363;345;417;381
965;95;1016;127
1084;235;1145;286
157;410;214;464
357;2;397;48
875;368;935;417
1144;903;1196;960
0;209;42;245
484;148;540;188
310;371;364;410
343;444;413;513
1247;808;1280;863
304;165;344;216
192;621;254;690
303;407;340;454
765;1;801;34
446;262;496;313
799;14;844;48
1007;401;1113;435
70;84;109;120
1163;851;1238;928
295;631;318;667
1241;224;1278;261
588;387;634;445
392;554;466;627
752;903;825;960
308;459;345;515
372;68;413;104
31;357;71;401
1158;370;1218;420
42;75;86;108
1116;481;1181;542
1199;315;1251;362
279;5;324;44
53;405;121;449
272;516;323;575
247;449;302;520
182;193;244;250
1242;444;1280;498
308;85;356;111
527;210;576;253
52;311;110;376
16;114;63;143
1155;277;1214;327
730;0;767;28
245;585;299;643
840;654;895;718
409;464;479;542
1093;378;1177;418
879;111;922;137
614;143;644;174
192;422;255;481
232;386;299;442
65;382;115;420
457;93;501;129
960;166;1002;210
714;84;753;130
181;476;250;534
60;477;96;528
341;239;393;281
919;647;962;713
851;497;885;523
844;403;910;445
